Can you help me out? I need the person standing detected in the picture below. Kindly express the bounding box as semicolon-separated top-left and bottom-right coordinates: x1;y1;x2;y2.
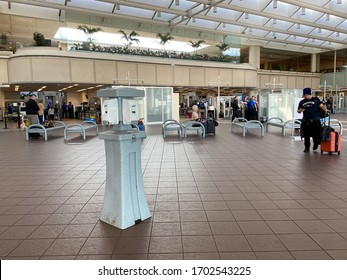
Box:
61;101;68;119
232;96;240;121
297;88;328;153
25;92;39;125
68;101;74;119
37;99;44;124
247;96;257;120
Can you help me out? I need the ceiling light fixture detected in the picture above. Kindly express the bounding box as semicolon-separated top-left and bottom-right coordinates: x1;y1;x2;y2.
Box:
222;23;226;28
273;0;277;9
336;32;340;37
337;0;342;4
157;11;161;17
326;14;330;21
297;23;300;29
116;4;120;11
301;7;305;16
318;28;321;33
175;0;179;6
273;19;277;24
213;6;217;13
192;17;196;23
244;13;249;19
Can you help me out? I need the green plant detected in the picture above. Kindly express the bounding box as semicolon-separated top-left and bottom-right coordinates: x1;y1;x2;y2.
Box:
33;32;47;46
1;33;9;45
77;25;103;43
119;30;140;48
188;40;205;54
156;32;174;50
216;42;230;53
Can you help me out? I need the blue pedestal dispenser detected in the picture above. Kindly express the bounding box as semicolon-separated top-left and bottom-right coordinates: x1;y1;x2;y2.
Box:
97;87;150;229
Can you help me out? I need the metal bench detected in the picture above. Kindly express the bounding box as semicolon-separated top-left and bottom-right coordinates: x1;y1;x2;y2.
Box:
64;121;99;140
26;121;66;141
231;117;264;137
266;117;301;136
162;119;183;139
181;120;206;137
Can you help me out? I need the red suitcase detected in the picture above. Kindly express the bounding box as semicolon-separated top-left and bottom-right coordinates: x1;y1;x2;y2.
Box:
321;131;341;155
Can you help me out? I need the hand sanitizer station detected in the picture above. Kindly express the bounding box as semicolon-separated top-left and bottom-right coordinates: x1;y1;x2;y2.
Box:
97;87;150;229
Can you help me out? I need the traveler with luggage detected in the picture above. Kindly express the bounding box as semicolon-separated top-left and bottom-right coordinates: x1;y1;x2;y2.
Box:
297;88;329;153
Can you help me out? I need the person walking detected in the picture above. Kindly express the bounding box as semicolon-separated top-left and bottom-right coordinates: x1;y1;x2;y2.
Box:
297;88;328;153
37;99;44;124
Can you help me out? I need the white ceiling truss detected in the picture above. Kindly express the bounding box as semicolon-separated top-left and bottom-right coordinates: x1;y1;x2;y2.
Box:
1;0;347;54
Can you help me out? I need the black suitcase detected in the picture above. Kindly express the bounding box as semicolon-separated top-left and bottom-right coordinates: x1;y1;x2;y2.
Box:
205;119;215;135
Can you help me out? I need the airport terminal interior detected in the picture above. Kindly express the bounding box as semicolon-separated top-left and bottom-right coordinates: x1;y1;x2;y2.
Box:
1;0;347;260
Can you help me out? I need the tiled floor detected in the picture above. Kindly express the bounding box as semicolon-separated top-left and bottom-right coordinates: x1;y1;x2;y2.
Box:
1;114;347;260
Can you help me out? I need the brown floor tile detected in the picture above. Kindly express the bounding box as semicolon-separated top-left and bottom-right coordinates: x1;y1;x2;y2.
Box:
266;221;303;234
277;234;321;251
184;252;220;259
0;240;23;257
238;221;273;234
113;237;150;255
246;234;287;251
152;222;181;236
220;252;257;260
58;224;95;238
295;220;335;233
291;250;333;260
44;238;86;256
182;235;217;253
80;237;118;255
9;239;54;257
149;236;182;254
214;235;252;252
309;233;347;250
0;225;38;239
255;251;294;260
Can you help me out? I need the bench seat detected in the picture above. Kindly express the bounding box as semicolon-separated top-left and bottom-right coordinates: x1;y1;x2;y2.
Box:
162;119;183;138
266;117;301;136
26;121;66;140
231;118;264;137
64;121;99;140
181;120;206;137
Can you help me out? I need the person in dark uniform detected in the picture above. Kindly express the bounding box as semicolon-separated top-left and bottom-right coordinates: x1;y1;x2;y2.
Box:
232;96;240;121
297;88;329;153
68;101;74;119
25;92;39;125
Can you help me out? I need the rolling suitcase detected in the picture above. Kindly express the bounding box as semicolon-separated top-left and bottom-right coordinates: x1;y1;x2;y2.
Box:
321;131;341;155
320;113;341;155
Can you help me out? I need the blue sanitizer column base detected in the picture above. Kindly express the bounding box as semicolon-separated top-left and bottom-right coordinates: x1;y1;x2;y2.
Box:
97;87;150;230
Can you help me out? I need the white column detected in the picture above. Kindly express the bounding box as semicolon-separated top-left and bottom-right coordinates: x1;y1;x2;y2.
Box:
311;53;317;73
249;45;260;69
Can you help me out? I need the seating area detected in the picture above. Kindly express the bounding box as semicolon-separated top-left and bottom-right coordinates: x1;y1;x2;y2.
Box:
162;119;207;139
231;118;264;137
26;121;66;141
266;118;302;136
64;121;99;141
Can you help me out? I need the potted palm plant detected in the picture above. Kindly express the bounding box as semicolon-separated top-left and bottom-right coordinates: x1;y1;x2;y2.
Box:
156;32;174;51
77;25;103;49
119;30;140;49
33;32;50;46
188;40;205;55
216;42;230;54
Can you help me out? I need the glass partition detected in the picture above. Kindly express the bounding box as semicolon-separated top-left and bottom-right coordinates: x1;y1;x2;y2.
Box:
259;89;302;121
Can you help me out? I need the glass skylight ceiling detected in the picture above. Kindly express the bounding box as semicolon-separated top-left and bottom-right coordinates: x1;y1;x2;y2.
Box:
3;0;347;54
